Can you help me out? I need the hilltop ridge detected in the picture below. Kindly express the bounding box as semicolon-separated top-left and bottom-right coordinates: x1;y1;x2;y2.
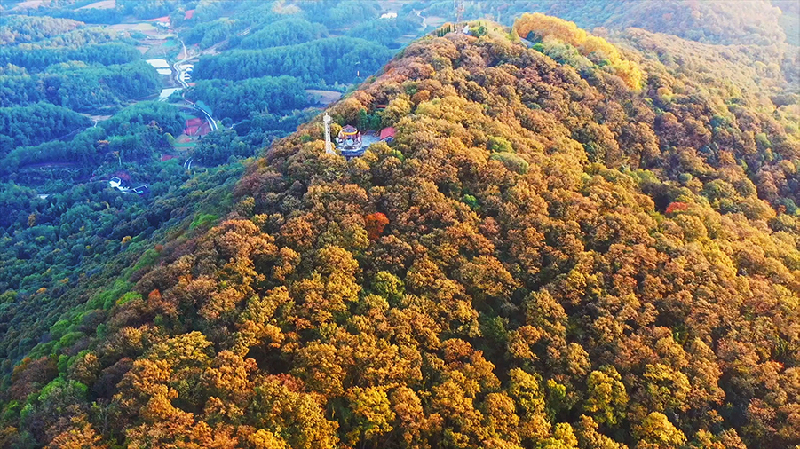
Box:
1;15;798;449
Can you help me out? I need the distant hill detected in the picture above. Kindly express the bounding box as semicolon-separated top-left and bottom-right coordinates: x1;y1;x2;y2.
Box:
2;12;797;449
470;0;789;46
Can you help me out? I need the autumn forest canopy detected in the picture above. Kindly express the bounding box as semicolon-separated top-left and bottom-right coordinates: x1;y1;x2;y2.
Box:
0;1;799;449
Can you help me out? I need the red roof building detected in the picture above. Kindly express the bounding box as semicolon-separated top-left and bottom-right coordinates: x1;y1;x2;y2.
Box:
380;127;396;140
184;9;195;20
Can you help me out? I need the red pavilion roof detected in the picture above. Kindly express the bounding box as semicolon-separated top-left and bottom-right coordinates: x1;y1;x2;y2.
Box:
380;127;395;140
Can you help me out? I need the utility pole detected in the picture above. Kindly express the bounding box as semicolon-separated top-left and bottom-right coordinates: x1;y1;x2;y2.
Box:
455;0;464;33
323;113;334;155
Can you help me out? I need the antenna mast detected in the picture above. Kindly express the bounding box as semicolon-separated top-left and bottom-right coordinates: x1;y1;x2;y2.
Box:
323;113;334;155
455;0;464;33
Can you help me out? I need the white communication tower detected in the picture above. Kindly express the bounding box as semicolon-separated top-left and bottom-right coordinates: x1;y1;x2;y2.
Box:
455;0;464;32
323;113;335;155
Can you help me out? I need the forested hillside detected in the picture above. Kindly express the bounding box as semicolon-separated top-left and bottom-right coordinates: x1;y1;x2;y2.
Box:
458;0;799;89
0;103;91;148
193;36;394;84
1;12;796;449
466;0;789;46
0;0;421;389
0;15;83;45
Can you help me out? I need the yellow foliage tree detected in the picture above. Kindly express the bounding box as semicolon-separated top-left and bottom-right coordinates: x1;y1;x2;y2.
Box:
346;386;395;443
633;412;686;449
513;13;643;89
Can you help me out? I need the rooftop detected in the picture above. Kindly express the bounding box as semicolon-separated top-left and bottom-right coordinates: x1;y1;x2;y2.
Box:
146;59;170;68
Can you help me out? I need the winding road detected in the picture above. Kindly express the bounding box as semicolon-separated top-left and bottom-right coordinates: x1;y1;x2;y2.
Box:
172;38;218;132
173;39;190;89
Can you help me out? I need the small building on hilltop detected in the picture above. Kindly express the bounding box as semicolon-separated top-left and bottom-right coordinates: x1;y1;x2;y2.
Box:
109;177;126;191
337;125;362;149
380;127;395;143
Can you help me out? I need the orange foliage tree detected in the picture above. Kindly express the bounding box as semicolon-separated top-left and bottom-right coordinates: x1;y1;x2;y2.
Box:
364;212;390;241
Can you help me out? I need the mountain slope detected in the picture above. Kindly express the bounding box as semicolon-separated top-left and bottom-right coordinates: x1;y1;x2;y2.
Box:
2;16;799;449
470;0;788;46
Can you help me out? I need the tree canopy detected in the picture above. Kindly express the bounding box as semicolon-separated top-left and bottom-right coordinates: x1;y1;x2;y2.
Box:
0;4;798;449
194;36;394;85
1;16;796;449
